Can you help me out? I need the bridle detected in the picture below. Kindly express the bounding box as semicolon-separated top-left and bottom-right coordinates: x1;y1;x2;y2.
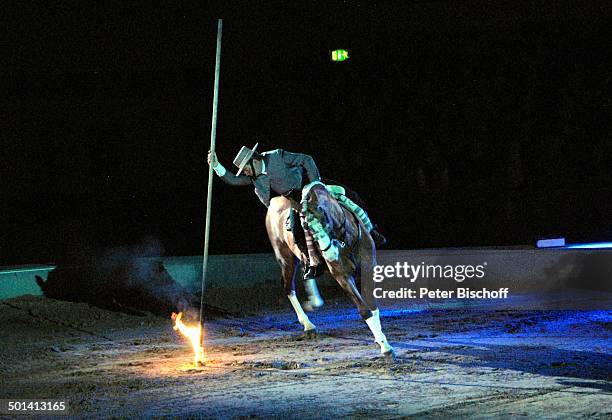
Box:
304;187;361;252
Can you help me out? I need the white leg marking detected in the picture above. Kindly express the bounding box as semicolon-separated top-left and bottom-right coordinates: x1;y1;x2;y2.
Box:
365;309;394;354
288;292;316;331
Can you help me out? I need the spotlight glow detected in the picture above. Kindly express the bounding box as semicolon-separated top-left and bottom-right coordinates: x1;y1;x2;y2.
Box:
565;242;612;249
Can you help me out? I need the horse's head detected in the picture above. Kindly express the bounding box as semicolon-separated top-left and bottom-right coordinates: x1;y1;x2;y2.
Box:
301;181;363;273
301;182;344;233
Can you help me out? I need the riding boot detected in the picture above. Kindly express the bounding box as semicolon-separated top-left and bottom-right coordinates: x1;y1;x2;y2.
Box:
300;218;326;279
303;263;325;281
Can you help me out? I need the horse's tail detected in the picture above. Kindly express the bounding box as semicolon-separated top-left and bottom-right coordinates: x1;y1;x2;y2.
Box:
357;221;378;311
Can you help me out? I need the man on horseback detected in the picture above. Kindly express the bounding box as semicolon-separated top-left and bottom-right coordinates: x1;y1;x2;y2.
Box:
207;144;386;298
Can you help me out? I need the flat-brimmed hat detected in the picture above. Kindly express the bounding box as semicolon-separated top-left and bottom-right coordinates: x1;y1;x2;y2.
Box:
233;143;259;176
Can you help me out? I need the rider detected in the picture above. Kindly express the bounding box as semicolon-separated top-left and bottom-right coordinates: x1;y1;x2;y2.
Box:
207;144;387;280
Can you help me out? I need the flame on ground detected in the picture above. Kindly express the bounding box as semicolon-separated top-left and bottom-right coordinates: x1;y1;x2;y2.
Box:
171;312;205;366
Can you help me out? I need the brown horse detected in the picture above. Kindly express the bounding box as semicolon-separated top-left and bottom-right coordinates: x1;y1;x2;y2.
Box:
265;181;394;356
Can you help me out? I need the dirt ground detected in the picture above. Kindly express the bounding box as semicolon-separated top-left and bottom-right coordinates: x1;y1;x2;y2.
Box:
0;294;610;418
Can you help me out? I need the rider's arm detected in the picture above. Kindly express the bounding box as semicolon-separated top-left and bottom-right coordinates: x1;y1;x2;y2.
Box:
209;152;252;186
280;150;321;183
219;170;252;186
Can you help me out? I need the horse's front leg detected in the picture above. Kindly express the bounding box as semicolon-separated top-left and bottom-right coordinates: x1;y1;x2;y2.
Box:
335;273;394;356
364;308;394;357
302;277;324;312
282;256;317;336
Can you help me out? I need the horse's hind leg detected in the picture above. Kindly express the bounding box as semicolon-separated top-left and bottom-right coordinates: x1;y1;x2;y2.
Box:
334;274;394;356
302;277;324;312
280;254;317;335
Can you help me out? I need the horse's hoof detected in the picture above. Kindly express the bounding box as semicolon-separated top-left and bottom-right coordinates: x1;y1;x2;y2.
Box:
382;348;396;361
303;328;318;340
302;299;324;312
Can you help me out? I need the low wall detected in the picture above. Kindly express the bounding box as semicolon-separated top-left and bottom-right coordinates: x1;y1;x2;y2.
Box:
1;249;611;302
0;254;281;301
165;248;612;294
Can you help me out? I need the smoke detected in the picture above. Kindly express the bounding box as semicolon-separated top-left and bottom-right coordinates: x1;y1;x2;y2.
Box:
38;236;194;316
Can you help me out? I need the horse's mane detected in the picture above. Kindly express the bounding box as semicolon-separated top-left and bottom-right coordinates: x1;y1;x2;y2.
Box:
321;178;369;212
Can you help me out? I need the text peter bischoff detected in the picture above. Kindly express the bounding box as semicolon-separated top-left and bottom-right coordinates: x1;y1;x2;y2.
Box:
370;262;509;300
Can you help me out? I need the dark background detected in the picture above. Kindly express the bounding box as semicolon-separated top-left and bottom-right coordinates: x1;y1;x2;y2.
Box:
3;1;612;265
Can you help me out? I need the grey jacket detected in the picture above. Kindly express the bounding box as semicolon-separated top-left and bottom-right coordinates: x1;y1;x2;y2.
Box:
219;149;321;207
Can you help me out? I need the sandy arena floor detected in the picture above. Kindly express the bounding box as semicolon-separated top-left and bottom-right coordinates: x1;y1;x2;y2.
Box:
0;295;610;418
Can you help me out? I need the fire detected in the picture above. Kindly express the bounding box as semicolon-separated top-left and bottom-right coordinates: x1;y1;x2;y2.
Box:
171;312;205;366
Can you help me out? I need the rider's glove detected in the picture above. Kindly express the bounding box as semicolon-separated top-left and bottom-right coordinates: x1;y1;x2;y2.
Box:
211;161;226;177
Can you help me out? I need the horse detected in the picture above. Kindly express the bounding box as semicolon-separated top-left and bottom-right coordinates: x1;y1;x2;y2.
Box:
265;181;394;357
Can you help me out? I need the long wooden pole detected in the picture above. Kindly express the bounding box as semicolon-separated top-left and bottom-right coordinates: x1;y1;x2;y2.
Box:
200;19;223;341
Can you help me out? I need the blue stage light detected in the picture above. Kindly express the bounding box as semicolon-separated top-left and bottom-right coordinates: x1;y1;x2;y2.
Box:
381;309;424;316
536;237;565;248
565;242;612;249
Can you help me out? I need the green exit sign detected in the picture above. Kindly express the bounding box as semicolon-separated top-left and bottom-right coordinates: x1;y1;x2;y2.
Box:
331;49;350;62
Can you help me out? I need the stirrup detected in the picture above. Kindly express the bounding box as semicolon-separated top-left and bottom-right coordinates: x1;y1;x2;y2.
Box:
303;264;325;280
